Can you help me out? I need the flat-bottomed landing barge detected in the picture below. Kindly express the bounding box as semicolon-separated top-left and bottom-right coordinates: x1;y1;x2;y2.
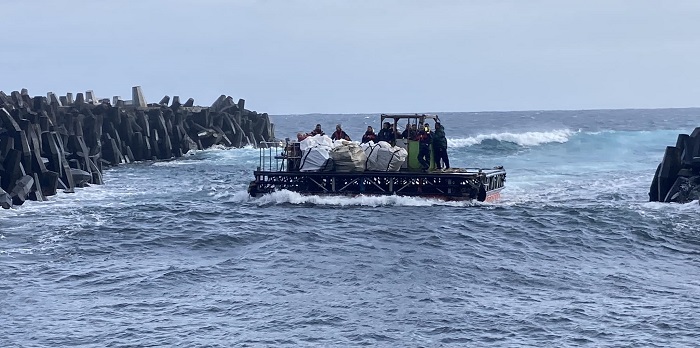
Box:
247;114;506;202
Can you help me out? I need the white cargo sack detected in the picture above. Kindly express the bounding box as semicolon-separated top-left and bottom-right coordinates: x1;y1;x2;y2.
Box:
300;134;333;151
329;141;367;172
299;135;334;171
362;141;407;171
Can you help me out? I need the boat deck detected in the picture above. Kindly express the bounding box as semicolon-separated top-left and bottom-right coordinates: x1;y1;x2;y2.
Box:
248;168;506;201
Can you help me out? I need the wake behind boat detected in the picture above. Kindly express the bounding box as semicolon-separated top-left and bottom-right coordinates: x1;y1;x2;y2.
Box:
247;114;506;201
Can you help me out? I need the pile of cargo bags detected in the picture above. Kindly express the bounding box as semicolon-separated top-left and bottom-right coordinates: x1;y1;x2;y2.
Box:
298;135;407;172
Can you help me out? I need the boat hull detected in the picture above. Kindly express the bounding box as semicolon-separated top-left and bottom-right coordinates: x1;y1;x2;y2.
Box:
248;169;506;202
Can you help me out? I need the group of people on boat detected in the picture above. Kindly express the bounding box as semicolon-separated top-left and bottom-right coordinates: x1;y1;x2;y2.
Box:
412;121;450;171
301;123;351;141
299;121;450;171
361;122;397;144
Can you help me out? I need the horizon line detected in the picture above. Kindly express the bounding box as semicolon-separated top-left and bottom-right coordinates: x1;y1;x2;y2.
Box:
270;105;700;116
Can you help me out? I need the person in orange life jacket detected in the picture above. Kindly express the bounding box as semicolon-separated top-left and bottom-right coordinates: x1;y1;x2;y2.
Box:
417;123;432;171
376;122;395;144
361;126;376;143
331;124;351;141
308;124;324;136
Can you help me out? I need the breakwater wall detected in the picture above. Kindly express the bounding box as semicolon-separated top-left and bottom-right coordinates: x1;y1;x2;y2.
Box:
0;86;274;209
649;127;700;203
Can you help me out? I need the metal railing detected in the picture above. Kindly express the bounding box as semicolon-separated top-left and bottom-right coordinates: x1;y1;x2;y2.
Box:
258;141;283;172
258;140;302;172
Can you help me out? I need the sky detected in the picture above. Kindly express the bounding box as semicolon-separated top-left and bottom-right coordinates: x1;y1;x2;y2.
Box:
2;0;700;115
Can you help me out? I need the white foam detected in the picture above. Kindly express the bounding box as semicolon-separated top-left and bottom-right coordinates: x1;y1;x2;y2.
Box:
499;170;654;207
0;248;34;256
151;160;199;167
233;189;482;207
152;146;260;167
447;129;576;148
183;144;258;156
639;200;700;213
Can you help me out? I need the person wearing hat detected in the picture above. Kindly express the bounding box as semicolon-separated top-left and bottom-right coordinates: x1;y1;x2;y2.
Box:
331;124;351;141
308;124;324;136
417;122;432;171
433;121;449;170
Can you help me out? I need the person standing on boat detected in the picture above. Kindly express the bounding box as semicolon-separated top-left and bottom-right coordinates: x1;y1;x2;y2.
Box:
433;122;450;170
402;123;418;140
309;124;324;136
417;123;432;171
400;123;410;139
361;126;376;143
376;122;395;144
331;124;351;141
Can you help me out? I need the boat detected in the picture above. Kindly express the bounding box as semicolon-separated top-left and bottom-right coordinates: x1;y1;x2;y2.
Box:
247;114;506;201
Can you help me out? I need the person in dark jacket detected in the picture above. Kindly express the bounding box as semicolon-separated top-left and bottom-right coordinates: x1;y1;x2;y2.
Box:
399;123;410;139
309;124;324;136
417;123;432;171
376;122;395;144
361;126;376;143
433;122;449;170
331;124;351;141
401;123;418;140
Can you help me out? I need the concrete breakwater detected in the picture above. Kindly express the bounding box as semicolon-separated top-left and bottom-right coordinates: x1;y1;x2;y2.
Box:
0;86;274;209
649;127;700;203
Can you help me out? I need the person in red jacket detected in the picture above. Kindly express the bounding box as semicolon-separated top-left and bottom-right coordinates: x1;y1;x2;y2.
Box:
417;123;432;171
308;124;324;136
331;124;351;141
361;126;376;143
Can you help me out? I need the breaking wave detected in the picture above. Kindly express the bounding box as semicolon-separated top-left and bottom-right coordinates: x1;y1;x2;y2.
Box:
447;129;577;148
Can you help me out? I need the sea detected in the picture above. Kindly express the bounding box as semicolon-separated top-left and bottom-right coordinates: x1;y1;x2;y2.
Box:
2;108;700;347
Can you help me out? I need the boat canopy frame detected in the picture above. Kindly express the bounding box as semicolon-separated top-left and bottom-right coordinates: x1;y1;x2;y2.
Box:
380;113;440;138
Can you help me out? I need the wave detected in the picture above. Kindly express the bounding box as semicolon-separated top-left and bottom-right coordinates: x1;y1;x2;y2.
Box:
447;129;577;148
232;190;484;207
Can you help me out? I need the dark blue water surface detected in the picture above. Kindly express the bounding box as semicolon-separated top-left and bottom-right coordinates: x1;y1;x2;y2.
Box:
2;109;700;347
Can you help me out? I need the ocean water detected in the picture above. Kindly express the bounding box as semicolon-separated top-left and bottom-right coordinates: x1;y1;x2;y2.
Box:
2;108;700;347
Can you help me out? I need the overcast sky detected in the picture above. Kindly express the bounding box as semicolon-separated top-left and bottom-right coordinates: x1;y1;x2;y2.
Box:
3;1;700;114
